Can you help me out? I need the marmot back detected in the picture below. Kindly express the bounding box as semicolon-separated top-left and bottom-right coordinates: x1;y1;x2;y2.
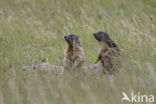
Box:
63;34;85;70
93;31;120;74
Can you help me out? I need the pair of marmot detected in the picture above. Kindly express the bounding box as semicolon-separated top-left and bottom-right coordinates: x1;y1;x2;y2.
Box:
63;31;120;74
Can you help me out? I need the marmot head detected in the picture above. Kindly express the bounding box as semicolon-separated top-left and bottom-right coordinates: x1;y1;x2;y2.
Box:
94;31;119;49
64;34;81;46
93;31;110;42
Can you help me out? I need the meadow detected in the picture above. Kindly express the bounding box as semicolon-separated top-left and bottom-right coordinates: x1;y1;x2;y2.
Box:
0;0;156;104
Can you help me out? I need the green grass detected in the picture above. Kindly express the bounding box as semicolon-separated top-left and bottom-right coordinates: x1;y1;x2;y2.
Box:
0;0;156;104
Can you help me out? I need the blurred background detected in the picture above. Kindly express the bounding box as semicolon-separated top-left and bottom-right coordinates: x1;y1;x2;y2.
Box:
0;0;156;104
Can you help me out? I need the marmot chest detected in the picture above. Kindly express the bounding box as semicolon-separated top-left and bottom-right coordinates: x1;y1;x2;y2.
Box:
67;51;79;62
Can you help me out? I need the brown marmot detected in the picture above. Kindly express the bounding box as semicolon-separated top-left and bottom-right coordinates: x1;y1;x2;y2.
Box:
63;34;85;70
93;31;120;74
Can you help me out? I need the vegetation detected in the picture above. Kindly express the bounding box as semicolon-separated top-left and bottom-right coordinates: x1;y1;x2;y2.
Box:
0;0;156;104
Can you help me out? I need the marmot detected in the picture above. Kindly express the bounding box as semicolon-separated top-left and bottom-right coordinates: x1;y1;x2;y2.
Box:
93;31;120;74
63;34;85;70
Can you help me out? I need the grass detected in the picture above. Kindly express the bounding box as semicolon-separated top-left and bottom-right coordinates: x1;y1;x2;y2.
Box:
0;0;156;104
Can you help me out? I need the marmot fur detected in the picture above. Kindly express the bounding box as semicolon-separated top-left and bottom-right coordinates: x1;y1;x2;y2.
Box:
63;34;85;70
93;31;120;74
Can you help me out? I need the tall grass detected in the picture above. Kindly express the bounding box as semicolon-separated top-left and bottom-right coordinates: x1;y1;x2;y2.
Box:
0;0;156;104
